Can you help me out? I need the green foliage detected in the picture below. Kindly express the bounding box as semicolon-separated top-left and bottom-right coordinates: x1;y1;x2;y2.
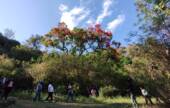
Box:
124;37;170;103
135;0;170;44
0;33;20;54
25;50;129;96
0;55;16;76
99;86;120;97
26;35;42;50
0;54;33;89
10;45;42;61
134;0;170;104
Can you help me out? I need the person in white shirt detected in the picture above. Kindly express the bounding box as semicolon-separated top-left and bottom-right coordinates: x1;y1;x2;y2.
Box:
46;82;54;101
140;86;153;105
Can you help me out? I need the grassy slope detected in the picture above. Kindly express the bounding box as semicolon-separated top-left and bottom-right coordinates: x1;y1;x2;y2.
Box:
12;100;130;108
4;100;166;108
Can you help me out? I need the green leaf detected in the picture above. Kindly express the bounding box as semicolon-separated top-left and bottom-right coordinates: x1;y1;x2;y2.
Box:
146;0;152;3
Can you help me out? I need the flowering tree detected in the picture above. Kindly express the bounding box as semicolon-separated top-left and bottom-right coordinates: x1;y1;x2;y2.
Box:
41;22;120;58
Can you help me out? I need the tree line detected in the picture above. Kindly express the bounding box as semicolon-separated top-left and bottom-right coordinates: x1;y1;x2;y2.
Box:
0;0;169;104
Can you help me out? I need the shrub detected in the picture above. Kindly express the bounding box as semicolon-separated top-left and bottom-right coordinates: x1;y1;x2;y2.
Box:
99;86;122;97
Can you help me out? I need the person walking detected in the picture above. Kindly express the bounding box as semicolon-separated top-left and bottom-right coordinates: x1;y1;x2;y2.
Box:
67;83;74;102
33;81;43;101
127;78;138;108
1;78;14;100
140;86;153;105
46;82;54;101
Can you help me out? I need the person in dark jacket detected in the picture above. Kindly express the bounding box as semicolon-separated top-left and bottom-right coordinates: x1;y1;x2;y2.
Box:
67;83;74;102
1;78;14;100
33;81;43;101
127;78;138;108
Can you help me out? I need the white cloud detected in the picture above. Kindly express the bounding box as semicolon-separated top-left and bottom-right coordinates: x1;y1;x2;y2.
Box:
107;15;125;32
70;7;84;15
59;4;68;12
59;4;89;30
86;19;94;25
96;0;113;24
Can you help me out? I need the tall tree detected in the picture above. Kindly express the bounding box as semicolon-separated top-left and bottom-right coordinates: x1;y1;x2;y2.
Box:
134;0;170;104
136;0;170;46
40;22;120;56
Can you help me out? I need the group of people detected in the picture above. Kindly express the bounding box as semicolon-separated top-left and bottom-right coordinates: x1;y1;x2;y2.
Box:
33;81;74;102
0;77;14;100
33;78;154;108
127;78;153;108
0;76;154;107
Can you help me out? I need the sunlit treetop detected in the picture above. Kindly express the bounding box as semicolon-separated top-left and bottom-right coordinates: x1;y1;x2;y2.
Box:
40;22;121;59
46;22;117;48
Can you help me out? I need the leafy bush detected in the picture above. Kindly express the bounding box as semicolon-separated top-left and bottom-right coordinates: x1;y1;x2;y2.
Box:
99;86;121;97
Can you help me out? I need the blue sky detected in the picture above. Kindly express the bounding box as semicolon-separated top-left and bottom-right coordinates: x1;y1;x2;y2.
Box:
0;0;137;45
